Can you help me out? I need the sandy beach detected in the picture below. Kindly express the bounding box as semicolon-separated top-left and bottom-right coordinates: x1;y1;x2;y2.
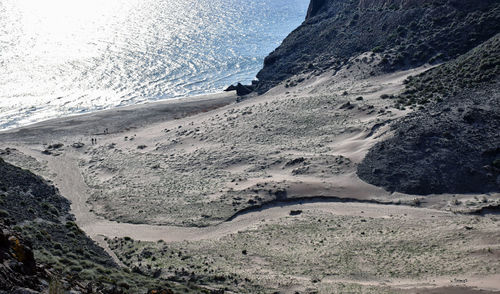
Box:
1;55;499;293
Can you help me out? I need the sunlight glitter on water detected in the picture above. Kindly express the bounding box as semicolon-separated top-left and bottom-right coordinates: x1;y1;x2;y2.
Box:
0;0;309;129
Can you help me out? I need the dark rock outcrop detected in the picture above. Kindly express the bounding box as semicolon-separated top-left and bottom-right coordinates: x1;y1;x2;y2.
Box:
358;87;500;195
358;36;500;195
225;83;255;96
235;83;254;96
306;0;328;18
255;0;500;93
0;224;42;293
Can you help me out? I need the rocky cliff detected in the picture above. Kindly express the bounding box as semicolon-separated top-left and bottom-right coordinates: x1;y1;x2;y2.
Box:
255;0;500;93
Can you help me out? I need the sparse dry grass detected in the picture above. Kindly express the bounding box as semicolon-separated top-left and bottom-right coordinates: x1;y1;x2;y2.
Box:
109;206;500;293
80;92;375;226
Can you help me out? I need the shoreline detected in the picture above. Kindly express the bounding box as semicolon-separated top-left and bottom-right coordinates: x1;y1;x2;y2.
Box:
0;91;237;143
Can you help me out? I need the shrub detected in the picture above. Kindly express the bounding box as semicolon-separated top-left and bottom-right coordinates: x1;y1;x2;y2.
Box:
118;281;131;290
49;279;63;294
69;265;83;272
492;159;500;168
0;209;9;217
80;269;98;280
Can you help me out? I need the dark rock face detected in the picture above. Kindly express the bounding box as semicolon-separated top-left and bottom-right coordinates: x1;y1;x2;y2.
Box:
306;0;328;18
357;84;500;195
0;159;113;292
225;83;255;96
0;225;42;293
358;35;500;195
255;0;500;93
235;83;254;96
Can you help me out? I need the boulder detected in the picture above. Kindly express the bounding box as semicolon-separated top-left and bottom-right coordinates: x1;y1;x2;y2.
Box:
225;83;255;96
224;85;237;92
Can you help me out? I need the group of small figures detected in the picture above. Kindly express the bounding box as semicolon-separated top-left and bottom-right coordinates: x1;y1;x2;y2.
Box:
91;128;109;145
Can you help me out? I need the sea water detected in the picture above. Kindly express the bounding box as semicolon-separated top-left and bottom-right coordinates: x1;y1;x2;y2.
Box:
0;0;309;130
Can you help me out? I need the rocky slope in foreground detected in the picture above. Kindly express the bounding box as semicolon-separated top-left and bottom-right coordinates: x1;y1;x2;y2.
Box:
0;158;196;293
255;0;500;93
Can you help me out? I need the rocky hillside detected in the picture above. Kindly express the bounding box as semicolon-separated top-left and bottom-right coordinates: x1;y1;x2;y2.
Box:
0;158;195;293
357;34;500;195
253;0;500;195
255;0;500;93
395;33;500;107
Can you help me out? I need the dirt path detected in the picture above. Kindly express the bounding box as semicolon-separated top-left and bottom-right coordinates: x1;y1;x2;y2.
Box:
18;147;445;242
43;151;126;266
